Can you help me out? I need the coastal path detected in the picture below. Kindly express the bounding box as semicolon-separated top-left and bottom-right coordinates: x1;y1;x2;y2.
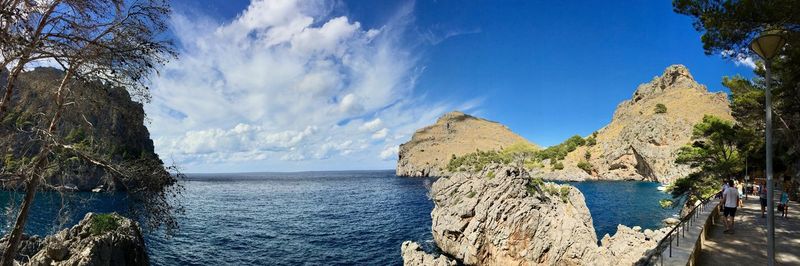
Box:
696;194;800;265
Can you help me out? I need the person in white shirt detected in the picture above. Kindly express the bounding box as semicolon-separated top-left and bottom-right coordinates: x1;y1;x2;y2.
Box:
721;180;740;233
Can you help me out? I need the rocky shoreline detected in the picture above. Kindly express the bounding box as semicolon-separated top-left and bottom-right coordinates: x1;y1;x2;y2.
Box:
0;213;148;266
401;165;669;265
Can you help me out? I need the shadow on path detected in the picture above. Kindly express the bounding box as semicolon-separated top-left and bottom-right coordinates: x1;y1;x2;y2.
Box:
697;195;800;265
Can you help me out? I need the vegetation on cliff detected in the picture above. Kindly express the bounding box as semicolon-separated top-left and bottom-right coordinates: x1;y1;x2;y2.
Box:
670;0;799;201
446;134;594;174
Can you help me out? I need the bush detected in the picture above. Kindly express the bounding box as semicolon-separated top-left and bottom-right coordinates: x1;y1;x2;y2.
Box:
552;161;564;170
577;160;592;173
586;136;596;146
584;150;591;160
467;191;477;198
90;214;121;235
486;171;495;179
559;186;571;203
655;103;667;114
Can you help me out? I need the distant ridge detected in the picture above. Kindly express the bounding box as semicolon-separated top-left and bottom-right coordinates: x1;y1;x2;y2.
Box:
396;111;536;177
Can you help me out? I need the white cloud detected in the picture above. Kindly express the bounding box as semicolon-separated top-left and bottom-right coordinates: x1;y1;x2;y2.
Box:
371;128;389;140
145;0;466;172
379;145;399;160
722;50;757;69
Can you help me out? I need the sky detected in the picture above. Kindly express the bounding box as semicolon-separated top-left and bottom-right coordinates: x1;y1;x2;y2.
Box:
145;0;757;173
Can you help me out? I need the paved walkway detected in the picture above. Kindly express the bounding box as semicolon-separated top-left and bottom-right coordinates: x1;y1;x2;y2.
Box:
697;194;800;265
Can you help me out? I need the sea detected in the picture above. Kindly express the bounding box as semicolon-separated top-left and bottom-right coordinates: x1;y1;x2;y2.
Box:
0;170;677;265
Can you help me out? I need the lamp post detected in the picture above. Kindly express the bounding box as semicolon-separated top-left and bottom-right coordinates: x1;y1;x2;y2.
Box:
749;31;786;266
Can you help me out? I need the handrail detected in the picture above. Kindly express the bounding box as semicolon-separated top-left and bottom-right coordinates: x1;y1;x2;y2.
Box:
636;191;722;265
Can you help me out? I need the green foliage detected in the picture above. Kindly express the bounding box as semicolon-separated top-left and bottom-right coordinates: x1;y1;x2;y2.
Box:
447;135;591;174
586;136;596;146
659;199;674;209
446;149;510;173
675;115;753;178
2;154;32;172
576;160;592;173
486;171;495;179
65;127;87;144
447;142;538;173
673;115;758;204
535;135;585;162
654;103;667;114
584;150;591;160
559;186;571;203
674;0;800;174
90;214;121;236
467;191;477;198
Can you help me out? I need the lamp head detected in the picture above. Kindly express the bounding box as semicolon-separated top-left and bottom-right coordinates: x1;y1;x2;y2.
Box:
749;32;787;61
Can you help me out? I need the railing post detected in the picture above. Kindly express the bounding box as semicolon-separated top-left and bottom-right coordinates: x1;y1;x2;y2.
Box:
669;236;673;257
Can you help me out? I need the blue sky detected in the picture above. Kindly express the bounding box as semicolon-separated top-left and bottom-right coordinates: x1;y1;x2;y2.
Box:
147;0;755;172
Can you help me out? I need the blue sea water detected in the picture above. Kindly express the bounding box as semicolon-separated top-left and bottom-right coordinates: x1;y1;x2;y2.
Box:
0;171;677;265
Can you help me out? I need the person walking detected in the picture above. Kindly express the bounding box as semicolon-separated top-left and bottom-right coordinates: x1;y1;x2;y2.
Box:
722;180;740;234
779;190;789;218
760;182;768;218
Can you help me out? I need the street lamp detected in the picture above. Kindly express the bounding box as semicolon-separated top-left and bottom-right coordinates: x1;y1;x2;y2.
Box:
749;31;786;266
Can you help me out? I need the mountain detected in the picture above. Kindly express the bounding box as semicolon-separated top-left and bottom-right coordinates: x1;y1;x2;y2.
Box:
0;67;163;191
545;64;733;183
396;111;535;177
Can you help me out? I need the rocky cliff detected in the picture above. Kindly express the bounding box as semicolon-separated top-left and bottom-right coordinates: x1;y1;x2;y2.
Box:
545;65;733;183
0;67;163;191
0;212;149;266
402;165;668;265
397;111;535;177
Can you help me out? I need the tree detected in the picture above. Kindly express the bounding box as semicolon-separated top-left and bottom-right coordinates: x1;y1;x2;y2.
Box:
0;1;181;265
674;0;800;180
672;115;757;203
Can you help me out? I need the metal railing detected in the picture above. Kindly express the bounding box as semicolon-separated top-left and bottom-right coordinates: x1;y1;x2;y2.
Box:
637;192;722;266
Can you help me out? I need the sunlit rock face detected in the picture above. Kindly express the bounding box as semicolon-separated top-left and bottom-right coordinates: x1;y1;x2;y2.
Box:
404;165;668;265
547;64;733;184
397;111;535;178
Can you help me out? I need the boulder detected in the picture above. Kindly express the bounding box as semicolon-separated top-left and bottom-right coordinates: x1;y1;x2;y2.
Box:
25;212;149;266
401;241;456;266
404;165;671;265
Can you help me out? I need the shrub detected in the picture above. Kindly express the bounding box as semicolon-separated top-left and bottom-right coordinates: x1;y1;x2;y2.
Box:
467;191;477;198
655;103;667;114
586;136;596;146
90;214;121;235
559;186;571;203
552;161;564;170
486;171;495;179
584;150;591;160
577;160;592;173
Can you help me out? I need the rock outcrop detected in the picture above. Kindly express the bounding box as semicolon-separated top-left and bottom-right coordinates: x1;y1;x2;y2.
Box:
401;241;456;266
397;111;535;177
546;65;733;183
0;67;164;191
20;212;149;266
404;165;669;265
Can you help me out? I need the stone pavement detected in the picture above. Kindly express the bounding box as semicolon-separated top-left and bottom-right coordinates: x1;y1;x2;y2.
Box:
696;194;800;265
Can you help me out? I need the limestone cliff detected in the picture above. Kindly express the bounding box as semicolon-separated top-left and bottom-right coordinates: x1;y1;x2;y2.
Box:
546;65;733;183
397;111;535;177
402;165;668;265
0;67;163;191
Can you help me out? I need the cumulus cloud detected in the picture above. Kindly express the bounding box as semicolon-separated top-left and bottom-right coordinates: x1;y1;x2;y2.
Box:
146;0;463;171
